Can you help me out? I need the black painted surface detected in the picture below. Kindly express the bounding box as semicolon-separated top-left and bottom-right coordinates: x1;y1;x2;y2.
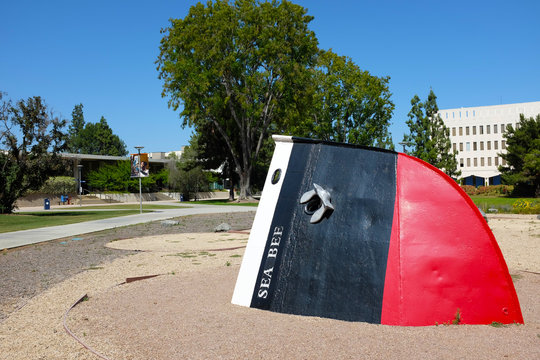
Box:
251;140;397;323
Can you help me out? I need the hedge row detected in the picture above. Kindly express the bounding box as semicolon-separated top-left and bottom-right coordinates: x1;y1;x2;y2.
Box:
459;185;513;196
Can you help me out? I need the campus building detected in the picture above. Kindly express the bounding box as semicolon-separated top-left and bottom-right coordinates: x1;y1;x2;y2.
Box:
439;101;540;186
148;147;185;160
61;153;172;192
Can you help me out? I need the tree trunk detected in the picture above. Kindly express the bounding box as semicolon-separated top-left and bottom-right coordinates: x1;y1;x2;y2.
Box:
238;170;251;200
227;160;235;201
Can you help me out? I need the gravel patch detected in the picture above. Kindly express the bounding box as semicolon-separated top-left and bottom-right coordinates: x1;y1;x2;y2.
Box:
0;212;538;359
0;211;255;322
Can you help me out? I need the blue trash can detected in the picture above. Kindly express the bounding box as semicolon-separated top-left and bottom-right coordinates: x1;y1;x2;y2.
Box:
44;198;50;210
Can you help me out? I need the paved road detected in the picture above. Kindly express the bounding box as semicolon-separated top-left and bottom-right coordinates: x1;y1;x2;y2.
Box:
0;203;256;250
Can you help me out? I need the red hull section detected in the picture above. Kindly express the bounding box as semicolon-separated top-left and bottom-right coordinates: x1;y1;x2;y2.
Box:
381;154;523;325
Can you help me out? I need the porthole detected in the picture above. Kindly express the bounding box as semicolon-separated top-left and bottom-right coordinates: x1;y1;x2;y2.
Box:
271;168;282;184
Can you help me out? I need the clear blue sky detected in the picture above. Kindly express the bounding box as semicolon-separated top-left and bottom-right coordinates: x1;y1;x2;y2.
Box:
2;0;539;153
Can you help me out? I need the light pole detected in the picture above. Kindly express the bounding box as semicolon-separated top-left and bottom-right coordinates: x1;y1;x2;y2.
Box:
135;146;144;214
398;141;413;154
77;164;83;207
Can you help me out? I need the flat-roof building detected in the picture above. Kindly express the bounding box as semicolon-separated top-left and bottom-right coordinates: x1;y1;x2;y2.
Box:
439;101;540;186
60;153;172;191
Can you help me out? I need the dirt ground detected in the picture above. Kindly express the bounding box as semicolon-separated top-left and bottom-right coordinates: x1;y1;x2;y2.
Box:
0;211;256;322
0;213;539;359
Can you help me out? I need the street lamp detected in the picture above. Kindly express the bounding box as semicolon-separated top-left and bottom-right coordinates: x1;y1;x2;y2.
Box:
398;141;413;154
135;146;144;214
77;164;83;207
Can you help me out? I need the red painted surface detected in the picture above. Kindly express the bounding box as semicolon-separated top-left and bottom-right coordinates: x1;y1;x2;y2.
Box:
381;154;523;326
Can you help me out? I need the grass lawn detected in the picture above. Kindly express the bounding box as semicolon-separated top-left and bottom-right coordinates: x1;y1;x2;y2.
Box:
0;210;151;233
470;196;538;213
186;199;259;207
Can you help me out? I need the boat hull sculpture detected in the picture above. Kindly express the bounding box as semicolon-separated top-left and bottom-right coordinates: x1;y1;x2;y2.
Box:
232;136;523;326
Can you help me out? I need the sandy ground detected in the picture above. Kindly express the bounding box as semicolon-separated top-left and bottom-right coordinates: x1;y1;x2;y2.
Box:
0;214;538;359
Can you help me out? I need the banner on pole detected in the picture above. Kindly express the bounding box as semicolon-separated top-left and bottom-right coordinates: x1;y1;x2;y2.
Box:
130;153;150;178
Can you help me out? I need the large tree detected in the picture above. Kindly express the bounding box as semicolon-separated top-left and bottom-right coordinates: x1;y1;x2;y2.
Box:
403;89;460;178
292;50;394;149
499;114;540;197
79;116;127;156
168;138;212;201
157;0;319;198
0;93;67;213
67;103;85;152
185;126;273;199
69;113;128;156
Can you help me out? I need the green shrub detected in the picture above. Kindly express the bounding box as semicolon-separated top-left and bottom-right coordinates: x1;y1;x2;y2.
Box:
88;161;168;193
40;176;77;195
460;185;513;196
476;185;513;196
460;185;477;196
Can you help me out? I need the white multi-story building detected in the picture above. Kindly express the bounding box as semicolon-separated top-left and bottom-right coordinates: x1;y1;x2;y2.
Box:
439;101;540;186
148;147;185;160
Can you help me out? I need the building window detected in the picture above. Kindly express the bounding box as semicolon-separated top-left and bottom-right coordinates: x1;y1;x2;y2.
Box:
487;141;491;150
453;143;457;152
459;143;463;151
460;158;464;167
474;158;478;167
459;127;463;136
488;157;492;166
494;141;498;150
473;142;477;151
473;110;476;116
473;126;476;135
452;127;456;136
495;157;499;166
453;112;455;118
501;123;505;133
467;158;471;167
502;158;507;166
466;142;470;151
494;124;498;133
487;125;490;134
480;141;484;150
481;157;484;167
466;126;470;135
446;113;448;119
479;125;483;134
508;123;512;131
502;140;506;149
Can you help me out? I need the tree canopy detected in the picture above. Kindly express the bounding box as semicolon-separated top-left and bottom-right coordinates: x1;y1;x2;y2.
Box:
0;93;67;213
67;103;85;152
79;116;128;156
157;0;319;198
167;138;213;201
40;176;77;195
87;160;167;193
499;114;540;197
67;104;127;156
292;50;394;149
403;89;459;178
157;0;397;198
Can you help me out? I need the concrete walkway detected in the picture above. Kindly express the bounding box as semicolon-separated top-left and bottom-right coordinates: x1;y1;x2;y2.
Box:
0;202;256;250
